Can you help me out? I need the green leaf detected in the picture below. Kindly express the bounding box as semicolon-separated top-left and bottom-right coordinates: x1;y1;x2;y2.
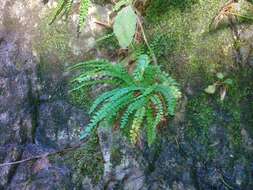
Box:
113;6;137;48
216;72;224;80
113;0;129;11
146;107;156;146
49;0;66;25
224;78;233;85
133;54;149;81
205;85;216;94
78;0;90;34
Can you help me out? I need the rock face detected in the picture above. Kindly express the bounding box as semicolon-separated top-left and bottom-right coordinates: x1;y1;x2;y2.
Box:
0;0;253;190
0;0;92;189
0;32;36;189
0;30;88;189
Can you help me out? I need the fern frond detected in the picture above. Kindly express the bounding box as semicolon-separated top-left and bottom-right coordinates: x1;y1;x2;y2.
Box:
81;93;133;139
67;60;110;71
64;0;73;19
89;86;143;114
146;107;156;146
140;65;160;84
130;107;146;144
69;79;119;92
120;96;148;129
70;68;104;83
70;54;181;145
160;72;179;86
89;88;125;114
103;64;134;85
155;85;181;116
49;0;66;25
133;54;149;81
108;86;141;104
113;0;130;11
69;60;134;85
150;94;164;127
78;0;90;34
120;85;155;129
88;93;133;131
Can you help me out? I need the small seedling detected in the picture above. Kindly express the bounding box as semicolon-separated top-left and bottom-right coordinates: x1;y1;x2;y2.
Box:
205;72;233;101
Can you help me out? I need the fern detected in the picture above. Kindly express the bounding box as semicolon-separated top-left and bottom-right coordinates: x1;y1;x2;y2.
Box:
130;107;146;144
50;0;90;34
120;97;148;129
133;54;149;81
113;0;130;11
64;0;73;19
68;59;134;86
150;94;164;127
70;54;181;146
155;85;180;116
78;0;90;34
49;0;66;25
81;93;134;139
146;107;156;146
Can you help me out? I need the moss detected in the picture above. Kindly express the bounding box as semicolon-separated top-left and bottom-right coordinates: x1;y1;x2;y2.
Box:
185;68;253;156
187;95;215;129
64;132;104;187
145;0;235;83
33;15;71;61
142;0;253;155
218;70;253;148
95;30;120;59
186;94;215;150
68;85;93;110
110;145;122;167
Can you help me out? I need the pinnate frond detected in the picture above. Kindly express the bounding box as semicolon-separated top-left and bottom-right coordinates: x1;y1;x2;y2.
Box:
70;54;181;145
130;107;146;144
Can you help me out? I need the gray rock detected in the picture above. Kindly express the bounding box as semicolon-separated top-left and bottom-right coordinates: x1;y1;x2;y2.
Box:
35;100;88;149
8;144;73;190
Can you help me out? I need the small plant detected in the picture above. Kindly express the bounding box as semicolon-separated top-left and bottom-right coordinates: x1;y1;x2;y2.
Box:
68;54;181;146
50;0;90;34
210;0;253;31
205;72;233;101
50;0;157;63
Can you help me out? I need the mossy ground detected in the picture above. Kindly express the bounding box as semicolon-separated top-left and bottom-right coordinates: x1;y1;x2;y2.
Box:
145;0;235;82
143;0;253;160
185;69;253;159
63;132;104;187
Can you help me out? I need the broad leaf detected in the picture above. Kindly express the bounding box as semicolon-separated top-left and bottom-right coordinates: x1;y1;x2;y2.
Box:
224;78;233;85
205;85;216;94
113;6;137;48
216;72;224;80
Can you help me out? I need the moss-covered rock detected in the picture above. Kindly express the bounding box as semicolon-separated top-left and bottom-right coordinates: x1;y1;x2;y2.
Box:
62;132;104;188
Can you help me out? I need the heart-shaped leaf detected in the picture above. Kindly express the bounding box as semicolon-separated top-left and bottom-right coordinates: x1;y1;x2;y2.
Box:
216;72;224;80
113;6;137;48
205;85;216;94
224;78;233;85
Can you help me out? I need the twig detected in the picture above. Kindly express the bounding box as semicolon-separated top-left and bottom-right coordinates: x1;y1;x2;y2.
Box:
135;9;158;65
0;140;88;167
94;20;112;29
220;174;234;190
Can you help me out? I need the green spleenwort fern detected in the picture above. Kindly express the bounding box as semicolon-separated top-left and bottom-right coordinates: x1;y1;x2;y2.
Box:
68;54;181;146
50;0;90;34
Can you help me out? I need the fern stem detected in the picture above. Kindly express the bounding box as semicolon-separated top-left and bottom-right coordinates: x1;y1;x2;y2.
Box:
135;9;157;65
